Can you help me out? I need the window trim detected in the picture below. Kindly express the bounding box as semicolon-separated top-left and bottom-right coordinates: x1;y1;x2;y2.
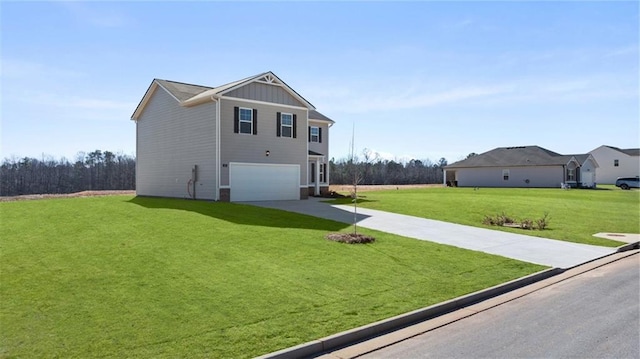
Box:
614;159;619;167
238;107;253;135
280;112;293;138
502;169;510;181
310;126;320;143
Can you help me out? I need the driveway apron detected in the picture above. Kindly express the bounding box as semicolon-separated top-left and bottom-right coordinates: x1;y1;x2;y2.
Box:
243;198;617;268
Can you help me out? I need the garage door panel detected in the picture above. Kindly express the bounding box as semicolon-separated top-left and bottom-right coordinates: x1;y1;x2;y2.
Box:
230;163;299;201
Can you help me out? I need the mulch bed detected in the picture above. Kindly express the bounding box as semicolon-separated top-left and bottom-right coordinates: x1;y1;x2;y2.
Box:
325;232;376;244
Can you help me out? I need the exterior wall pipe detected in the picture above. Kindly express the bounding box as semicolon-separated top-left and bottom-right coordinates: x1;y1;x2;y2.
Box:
212;95;221;201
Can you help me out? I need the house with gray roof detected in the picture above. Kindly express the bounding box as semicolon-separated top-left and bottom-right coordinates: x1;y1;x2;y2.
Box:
131;71;334;201
444;146;598;188
589;145;640;184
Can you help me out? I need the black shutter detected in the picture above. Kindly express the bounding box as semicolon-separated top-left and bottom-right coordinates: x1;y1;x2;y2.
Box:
308;127;311;142
252;109;258;135
276;112;281;137
293;114;297;138
323;163;327;182
319;128;322;143
233;107;239;133
311;162;315;183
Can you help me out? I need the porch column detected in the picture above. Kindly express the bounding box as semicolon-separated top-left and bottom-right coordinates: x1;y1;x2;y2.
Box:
443;169;447;186
315;158;321;196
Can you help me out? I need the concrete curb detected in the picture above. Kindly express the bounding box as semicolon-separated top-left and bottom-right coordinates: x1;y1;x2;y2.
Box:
255;267;563;359
616;241;640;252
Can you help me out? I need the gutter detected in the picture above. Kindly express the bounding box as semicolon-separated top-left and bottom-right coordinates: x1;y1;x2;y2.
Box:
212;95;221;201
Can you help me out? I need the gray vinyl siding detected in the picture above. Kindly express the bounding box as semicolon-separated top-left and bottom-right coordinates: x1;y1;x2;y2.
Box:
219;98;308;186
224;82;306;107
455;166;563;188
136;87;217;199
308;122;329;157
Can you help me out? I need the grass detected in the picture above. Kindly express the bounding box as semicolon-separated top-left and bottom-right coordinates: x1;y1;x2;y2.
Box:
0;196;545;358
327;185;639;247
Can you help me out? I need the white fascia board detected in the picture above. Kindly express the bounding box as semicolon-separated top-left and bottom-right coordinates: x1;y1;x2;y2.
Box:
181;89;218;107
309;118;334;125
221;96;309;110
218;72;316;110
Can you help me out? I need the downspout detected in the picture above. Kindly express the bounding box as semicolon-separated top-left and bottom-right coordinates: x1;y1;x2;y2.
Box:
212;95;221;201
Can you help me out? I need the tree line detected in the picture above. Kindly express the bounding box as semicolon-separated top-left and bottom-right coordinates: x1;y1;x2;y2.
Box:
1;148;450;196
1;150;135;196
330;149;448;185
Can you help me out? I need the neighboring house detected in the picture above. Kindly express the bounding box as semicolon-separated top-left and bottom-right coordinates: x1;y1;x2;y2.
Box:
444;146;598;188
589;145;640;184
130;71;334;201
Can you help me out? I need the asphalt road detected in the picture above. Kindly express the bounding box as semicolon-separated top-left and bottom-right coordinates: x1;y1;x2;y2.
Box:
361;254;640;359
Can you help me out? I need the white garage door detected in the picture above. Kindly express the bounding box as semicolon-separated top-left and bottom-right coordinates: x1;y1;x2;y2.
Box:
229;162;300;202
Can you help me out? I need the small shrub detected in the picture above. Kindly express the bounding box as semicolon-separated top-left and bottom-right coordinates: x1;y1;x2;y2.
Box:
482;212;549;231
520;219;534;230
482;215;496;226
536;212;550;230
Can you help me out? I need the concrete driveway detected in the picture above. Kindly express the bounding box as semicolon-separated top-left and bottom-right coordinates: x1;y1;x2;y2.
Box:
243;197;618;268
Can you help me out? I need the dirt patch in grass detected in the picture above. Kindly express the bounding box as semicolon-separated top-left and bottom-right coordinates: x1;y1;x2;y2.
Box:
329;184;443;193
0;190;136;202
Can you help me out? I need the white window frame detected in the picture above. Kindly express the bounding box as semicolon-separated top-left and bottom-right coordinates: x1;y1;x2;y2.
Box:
502;169;510;181
566;168;575;181
239;107;253;134
319;162;325;182
310;126;319;143
280;113;293;138
614;159;619;167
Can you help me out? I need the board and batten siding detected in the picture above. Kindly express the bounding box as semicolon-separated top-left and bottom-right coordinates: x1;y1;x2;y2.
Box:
136;87;217;199
219;98;308;186
455;166;564;188
224;82;306;107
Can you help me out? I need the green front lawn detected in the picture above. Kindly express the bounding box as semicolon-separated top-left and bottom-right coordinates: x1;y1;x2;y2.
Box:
0;196;544;358
328;186;639;247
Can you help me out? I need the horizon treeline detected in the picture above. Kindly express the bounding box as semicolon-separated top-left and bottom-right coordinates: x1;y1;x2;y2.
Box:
1;149;450;196
1;150;135;196
330;149;448;185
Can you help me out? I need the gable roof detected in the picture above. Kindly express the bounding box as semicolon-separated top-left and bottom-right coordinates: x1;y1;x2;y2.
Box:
132;71;316;120
155;79;211;102
445;146;596;169
309;109;334;125
602;145;640;157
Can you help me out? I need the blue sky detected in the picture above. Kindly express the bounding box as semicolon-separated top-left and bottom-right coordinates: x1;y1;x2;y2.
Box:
2;1;638;164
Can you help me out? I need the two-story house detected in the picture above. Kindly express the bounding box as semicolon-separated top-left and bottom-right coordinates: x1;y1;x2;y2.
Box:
589;145;640;184
130;71;334;201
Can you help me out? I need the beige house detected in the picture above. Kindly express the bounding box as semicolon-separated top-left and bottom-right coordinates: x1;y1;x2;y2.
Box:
131;72;334;201
444;146;598;188
589;145;640;184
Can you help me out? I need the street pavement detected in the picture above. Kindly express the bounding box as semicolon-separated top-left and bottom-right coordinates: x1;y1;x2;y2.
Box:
358;252;640;359
245;198;621;268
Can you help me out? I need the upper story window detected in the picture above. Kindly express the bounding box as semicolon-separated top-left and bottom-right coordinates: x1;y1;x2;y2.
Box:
239;108;253;134
502;169;510;181
281;113;293;138
614;159;619;167
276;112;296;138
309;126;320;143
234;107;257;135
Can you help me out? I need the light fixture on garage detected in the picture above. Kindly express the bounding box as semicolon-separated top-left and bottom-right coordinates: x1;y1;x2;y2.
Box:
265;150;270;157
